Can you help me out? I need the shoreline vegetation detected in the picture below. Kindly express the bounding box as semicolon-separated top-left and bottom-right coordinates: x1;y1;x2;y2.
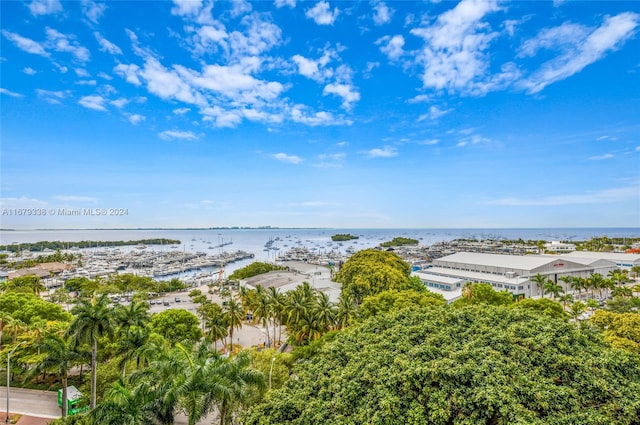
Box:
0;238;181;252
331;233;359;241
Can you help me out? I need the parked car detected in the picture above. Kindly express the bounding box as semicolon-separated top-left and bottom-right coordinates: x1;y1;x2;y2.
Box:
163;301;170;306
175;297;181;302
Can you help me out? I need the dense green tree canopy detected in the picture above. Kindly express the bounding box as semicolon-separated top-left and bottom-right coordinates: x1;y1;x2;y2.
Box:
229;262;286;280
0;292;72;324
359;289;446;319
453;283;514;307
245;306;640;425
511;298;567;320
150;309;202;344
334;249;412;303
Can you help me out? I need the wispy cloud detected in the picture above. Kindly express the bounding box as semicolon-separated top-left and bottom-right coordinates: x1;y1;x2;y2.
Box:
365;146;398;158
323;83;360;109
275;0;296;8
0;88;23;98
158;130;198;140
2;30;49;57
272;152;303;164
78;95;107;111
376;35;404;60
372;1;392;25
306;1;339;25
588;153;614;160
94;32;122;55
487;185;639;206
127;114;146;125
0;196;48;208
28;0;62;16
23;67;37;75
418;105;452;121
36;89;68;104
81;0;106;24
521;13;639;93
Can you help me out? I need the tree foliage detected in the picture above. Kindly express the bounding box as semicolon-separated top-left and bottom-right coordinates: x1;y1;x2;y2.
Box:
334;249;412;304
228;262;286;280
360;289;446;319
150;309;202;344
0;291;72;324
245;306;640;425
590;310;640;354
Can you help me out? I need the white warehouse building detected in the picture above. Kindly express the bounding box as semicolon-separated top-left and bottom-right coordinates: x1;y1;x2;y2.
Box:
413;252;620;302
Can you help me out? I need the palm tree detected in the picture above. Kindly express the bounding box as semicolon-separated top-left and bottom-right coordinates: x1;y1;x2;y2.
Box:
569;301;587;322
205;310;228;351
608;269;630;287
558;294;574;309
611;286;633;298
267;287;286;344
115;326;150;379
115;300;150;331
67;294;116;409
253;290;272;346
25;334;81;417
543;280;564;300
90;379;151;425
215;351;265;425
335;293;357;330
222;298;244;350
558;275;573;296
314;292;336;333
530;274;549;298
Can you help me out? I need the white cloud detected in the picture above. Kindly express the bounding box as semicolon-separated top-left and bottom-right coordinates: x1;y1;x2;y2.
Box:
114;64;142;86
588;153;614;160
306;1;339;25
75;68;90;77
407;94;430;104
94;32;122;55
28;0;62;16
110;97;129;108
81;0;106;24
53;195;97;203
323;83;360;109
289;105;351;126
272;152;303;164
372;1;392;25
522;13;639;93
36;89;68;104
76;80;97;86
46;28;91;62
291;49;337;82
97;72;112;80
421;139;439;145
173;107;191;115
365;146;398;158
418;105;452;121
487;185;639;206
2;30;49;56
171;0;203;16
78;95;107;111
127;114;146;125
23;67;37;75
158;130;198;140
0;88;23;98
376;35;405;60
230;0;252;17
410;0;502;94
275;0;296;8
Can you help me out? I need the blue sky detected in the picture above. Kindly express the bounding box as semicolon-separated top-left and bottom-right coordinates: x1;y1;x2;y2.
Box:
1;0;639;229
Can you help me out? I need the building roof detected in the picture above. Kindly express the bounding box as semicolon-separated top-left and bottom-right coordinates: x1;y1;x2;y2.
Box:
562;251;640;265
412;272;464;285
434;252;559;271
424;267;530;285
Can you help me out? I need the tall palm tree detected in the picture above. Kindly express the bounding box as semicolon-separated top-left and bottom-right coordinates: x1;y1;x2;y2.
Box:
215;351;265;425
335;293;357;330
222;298;244;350
558;275;573;296
90;379;151;425
115;300;150;331
543;280;564;300
530;274;549;298
25;334;81;417
253;290;272;346
608;269;630;287
314;292;336;333
115;326;150;380
67;294;116;409
206;309;229;351
267;287;286;344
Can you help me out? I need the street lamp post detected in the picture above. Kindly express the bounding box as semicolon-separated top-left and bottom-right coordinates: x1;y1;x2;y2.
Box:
6;341;26;424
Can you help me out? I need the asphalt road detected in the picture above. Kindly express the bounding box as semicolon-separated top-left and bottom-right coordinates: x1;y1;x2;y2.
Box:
0;387;60;419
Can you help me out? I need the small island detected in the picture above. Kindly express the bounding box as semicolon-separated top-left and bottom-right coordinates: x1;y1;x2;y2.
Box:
331;233;359;242
380;237;419;247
